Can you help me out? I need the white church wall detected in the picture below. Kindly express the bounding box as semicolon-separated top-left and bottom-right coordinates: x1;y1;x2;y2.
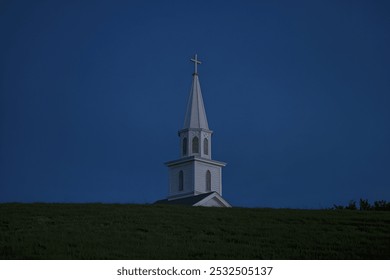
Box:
194;161;221;195
168;163;194;198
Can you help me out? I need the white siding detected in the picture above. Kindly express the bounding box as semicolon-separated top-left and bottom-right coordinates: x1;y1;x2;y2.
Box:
178;129;212;159
168;163;194;197
194;161;222;195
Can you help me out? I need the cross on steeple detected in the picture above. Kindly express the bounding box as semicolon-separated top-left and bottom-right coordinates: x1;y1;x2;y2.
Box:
190;54;202;75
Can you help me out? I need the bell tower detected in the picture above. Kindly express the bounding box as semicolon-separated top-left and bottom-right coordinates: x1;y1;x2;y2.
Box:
165;55;228;203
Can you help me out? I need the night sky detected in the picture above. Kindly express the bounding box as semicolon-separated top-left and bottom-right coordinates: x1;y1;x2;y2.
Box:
1;1;389;208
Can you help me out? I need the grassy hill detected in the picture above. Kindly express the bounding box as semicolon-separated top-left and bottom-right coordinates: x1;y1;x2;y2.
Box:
0;203;389;259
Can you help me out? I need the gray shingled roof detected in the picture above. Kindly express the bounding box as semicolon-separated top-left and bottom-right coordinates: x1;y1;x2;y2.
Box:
154;192;215;206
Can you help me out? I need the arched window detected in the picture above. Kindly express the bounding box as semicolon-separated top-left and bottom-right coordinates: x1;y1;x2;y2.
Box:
206;170;211;192
203;138;209;155
192;136;199;153
179;171;184;191
182;137;187;155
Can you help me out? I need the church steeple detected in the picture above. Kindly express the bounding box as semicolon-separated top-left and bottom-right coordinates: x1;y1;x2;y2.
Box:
162;55;229;206
183;70;209;130
179;54;213;159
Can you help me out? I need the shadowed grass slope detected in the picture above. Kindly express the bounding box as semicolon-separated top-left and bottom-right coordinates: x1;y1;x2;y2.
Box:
0;203;389;259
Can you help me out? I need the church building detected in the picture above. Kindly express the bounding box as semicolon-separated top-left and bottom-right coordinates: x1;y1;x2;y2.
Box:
156;55;231;207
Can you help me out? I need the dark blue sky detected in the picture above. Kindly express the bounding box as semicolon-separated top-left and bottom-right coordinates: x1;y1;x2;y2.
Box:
1;1;389;208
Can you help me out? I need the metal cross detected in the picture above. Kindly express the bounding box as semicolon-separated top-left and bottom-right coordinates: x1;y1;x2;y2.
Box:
190;54;202;74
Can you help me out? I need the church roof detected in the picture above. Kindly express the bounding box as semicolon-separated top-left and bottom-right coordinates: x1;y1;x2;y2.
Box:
154;192;213;206
154;192;231;207
183;57;209;130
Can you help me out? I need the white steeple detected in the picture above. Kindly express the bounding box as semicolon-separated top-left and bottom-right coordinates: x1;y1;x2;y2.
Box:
162;55;230;207
183;54;209;130
178;54;213;159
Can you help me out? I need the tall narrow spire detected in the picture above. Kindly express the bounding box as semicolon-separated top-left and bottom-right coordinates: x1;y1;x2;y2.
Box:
183;54;209;130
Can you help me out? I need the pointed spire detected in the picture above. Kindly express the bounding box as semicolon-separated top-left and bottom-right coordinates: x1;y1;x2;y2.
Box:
183;55;209;130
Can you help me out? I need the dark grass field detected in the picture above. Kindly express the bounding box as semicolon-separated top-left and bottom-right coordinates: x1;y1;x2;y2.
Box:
0;203;389;259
